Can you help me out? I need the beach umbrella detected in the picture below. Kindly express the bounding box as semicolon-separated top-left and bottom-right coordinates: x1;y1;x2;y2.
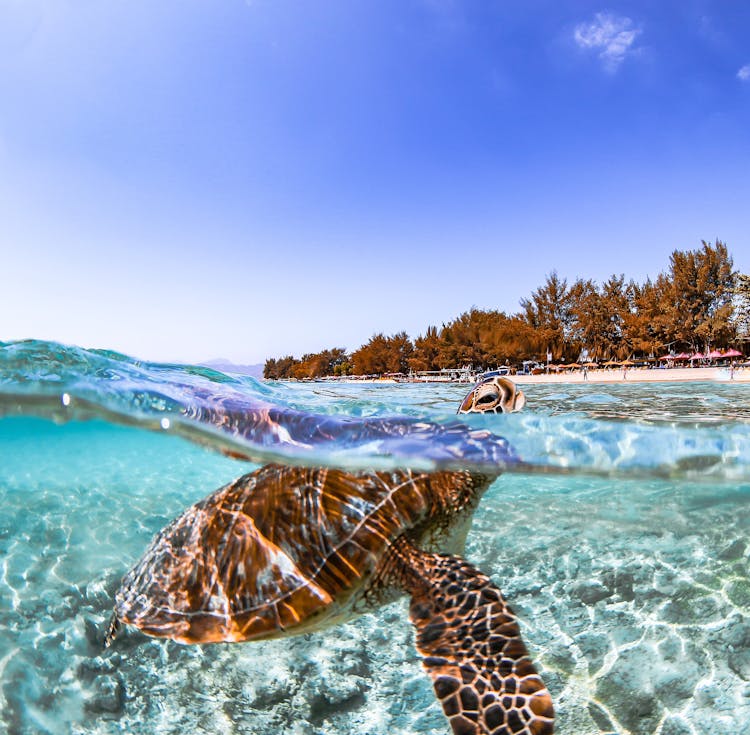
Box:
658;355;672;360
707;350;723;359
673;353;690;360
689;353;704;360
568;362;581;368
724;348;743;358
603;360;620;367
621;359;635;366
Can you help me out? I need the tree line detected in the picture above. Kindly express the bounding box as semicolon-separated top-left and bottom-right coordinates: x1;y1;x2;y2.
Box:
264;240;749;379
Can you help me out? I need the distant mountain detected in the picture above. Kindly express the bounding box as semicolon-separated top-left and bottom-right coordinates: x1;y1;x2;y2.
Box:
201;359;264;379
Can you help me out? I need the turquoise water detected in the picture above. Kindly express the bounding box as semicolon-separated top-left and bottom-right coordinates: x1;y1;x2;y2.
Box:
1;340;750;734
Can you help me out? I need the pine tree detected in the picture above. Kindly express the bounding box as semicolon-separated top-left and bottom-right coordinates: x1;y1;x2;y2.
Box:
732;274;750;345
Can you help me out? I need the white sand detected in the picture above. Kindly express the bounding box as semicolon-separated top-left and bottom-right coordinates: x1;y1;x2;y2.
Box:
335;366;749;385
511;365;749;384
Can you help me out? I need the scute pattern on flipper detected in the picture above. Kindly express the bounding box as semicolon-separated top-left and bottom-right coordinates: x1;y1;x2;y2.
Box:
397;541;553;735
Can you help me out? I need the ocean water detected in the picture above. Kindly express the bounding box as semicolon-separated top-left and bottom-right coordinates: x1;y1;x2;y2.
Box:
1;340;749;735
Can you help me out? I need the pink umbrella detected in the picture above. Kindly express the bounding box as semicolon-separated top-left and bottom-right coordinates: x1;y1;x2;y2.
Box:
673;353;690;360
707;350;723;359
724;348;743;358
689;353;705;360
658;354;673;360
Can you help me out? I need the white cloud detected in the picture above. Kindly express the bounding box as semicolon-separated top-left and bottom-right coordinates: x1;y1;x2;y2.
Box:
738;64;750;81
574;12;641;71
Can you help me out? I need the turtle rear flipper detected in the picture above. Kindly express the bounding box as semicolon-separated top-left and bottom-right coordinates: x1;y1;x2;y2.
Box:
395;539;554;735
103;612;121;648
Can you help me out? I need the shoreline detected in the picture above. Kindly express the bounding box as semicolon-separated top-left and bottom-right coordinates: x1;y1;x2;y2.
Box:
334;366;750;385
510;366;749;385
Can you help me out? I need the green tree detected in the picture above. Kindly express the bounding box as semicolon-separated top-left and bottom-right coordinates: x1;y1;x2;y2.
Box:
568;276;631;361
351;333;414;375
263;355;299;379
601;274;632;358
263;241;740;374
520;271;571;360
409;326;442;371
437;310;489;368
433;309;539;369
732;274;750;345
667;240;735;350
485;314;539;364
263;357;278;379
385;332;414;373
567;278;602;358
623;276;672;357
352;333;388;375
333;361;351;376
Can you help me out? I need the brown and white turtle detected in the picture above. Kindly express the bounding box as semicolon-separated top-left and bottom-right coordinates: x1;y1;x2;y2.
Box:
105;376;554;735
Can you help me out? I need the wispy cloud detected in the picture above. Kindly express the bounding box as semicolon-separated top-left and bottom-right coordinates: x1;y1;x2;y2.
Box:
574;12;641;72
738;64;750;81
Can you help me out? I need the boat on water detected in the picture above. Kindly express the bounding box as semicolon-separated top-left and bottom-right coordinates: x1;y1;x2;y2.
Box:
476;367;511;380
318;367;517;384
404;367;478;383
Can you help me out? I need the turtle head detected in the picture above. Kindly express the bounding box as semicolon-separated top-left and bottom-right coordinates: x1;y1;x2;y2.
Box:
458;376;526;414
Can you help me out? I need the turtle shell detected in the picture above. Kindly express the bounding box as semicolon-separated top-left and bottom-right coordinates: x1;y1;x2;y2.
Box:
114;464;478;644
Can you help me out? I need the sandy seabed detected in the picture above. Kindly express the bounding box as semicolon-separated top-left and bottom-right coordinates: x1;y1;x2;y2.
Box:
46;474;750;735
2;389;750;735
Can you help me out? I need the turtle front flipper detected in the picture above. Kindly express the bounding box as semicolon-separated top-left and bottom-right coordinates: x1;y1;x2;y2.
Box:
391;538;554;735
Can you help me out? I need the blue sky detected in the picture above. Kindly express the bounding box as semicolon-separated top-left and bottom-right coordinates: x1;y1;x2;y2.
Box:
1;1;749;364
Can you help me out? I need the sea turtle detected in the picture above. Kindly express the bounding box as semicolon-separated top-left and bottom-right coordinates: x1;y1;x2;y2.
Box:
104;376;554;735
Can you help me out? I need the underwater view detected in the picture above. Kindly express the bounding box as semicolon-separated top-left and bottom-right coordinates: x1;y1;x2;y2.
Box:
1;340;750;735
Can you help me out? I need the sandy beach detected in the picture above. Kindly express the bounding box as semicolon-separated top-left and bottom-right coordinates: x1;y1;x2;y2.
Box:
338;366;750;385
511;365;749;384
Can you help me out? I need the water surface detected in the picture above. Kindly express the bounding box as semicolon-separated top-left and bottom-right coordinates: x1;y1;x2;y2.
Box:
1;340;749;735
